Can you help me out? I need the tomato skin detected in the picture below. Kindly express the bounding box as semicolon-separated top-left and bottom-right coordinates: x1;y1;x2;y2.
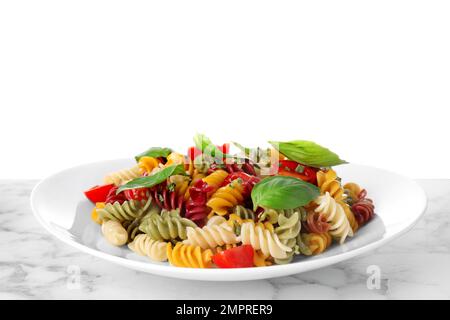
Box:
212;245;254;268
84;184;115;203
277;160;318;185
124;188;149;201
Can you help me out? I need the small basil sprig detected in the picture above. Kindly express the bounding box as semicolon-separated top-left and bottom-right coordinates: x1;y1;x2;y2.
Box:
251;176;320;210
193;133;231;159
269;140;347;168
117;164;186;193
135;147;173;162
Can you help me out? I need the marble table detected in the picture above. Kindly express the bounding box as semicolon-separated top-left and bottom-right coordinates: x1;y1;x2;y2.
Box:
0;180;449;300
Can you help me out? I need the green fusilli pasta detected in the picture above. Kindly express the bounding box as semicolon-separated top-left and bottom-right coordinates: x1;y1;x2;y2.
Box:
96;198;153;223
273;211;301;264
139;209;197;241
233;205;256;220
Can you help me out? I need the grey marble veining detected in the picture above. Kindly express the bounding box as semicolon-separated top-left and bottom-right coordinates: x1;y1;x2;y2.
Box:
0;180;449;300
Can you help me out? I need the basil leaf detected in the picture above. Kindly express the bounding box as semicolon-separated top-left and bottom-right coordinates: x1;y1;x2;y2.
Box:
117;164;186;193
251;176;320;210
269;140;347;168
193;133;232;159
135;147;173;162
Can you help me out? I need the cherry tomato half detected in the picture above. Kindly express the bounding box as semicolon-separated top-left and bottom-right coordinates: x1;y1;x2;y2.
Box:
84;184;115;203
212;245;254;268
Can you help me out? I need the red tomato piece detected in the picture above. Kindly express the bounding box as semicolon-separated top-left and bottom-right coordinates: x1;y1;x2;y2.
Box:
84;184;115;203
124;188;149;201
212;245;254;268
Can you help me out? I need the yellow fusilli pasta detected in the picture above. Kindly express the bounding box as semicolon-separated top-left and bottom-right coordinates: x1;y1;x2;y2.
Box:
206;179;245;217
167;242;213;268
303;232;332;255
202;169;228;191
138;156;160;175
343;182;362;202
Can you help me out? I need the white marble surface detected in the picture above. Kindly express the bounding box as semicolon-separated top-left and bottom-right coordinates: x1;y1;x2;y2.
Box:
0;180;449;300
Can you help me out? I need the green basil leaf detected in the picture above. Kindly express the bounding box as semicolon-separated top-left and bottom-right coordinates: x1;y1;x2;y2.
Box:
117;164;186;193
193;133;232;159
135;147;173;162
269;140;347;168
251;176;320;210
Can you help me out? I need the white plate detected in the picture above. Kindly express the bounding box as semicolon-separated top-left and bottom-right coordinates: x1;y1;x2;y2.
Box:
30;160;427;281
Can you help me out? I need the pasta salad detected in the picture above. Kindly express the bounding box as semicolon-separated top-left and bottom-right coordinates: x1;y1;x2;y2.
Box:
84;134;375;268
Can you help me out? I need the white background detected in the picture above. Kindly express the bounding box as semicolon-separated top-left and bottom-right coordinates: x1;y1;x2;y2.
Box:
1;0;449;179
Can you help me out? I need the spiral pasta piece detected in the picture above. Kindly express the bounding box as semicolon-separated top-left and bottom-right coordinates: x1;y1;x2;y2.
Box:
343;182;362;202
121;202;161;242
233;205;256;221
184;223;238;249
343;203;359;233
128;234;168;262
202;169;228;192
104;165;141;186
139;209;197;241
317;169;346;201
167;242;213;268
101;220;128;246
317;169;358;232
314;192;353;244
138;156;160;175
206;215;228;227
168;174;190;198
206;179;245;217
303;232;332;255
165;152;186;166
273;212;301;264
238;221;292;260
96;198;153;223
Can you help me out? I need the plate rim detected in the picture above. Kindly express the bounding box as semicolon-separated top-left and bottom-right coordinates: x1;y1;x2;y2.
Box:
30;160;428;281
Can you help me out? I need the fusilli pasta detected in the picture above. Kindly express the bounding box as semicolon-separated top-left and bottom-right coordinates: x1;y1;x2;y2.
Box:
238;221;292;260
96;198;153;223
167;242;213;268
314;192;353;244
303;232;332;255
139;209;197;241
104;165;141;186
207;179;245;217
183;223;238;249
138;156;160;175
128;234;168;262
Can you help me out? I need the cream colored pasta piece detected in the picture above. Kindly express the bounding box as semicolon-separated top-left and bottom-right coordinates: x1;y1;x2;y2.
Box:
128;234;168;262
237;221;292;260
101;220;128;246
183;223;238;249
314;192;353;244
104;165;141;186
